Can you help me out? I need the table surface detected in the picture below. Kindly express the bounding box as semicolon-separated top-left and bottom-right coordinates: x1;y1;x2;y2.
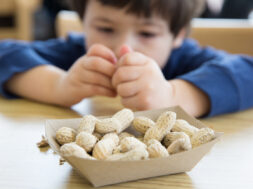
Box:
0;96;253;189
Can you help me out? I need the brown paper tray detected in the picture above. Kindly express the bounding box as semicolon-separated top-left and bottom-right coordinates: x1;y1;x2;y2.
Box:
45;106;222;187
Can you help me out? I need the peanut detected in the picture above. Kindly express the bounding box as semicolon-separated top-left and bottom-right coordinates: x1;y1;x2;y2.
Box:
147;139;169;158
60;142;95;160
113;136;146;154
191;127;215;148
112;108;134;133
132;116;155;134
144;127;165;143
77;115;97;134
75;131;98;152
144;111;176;142
112;145;122;154
120;137;147;153
107;147;149;161
156;111;176;131
92;133;119;160
56;127;76;145
95;117;121;134
102;132;120;144
163;132;190;148
95;109;134;134
118;132;134;142
172;119;199;138
167;135;192;154
93;132;103;140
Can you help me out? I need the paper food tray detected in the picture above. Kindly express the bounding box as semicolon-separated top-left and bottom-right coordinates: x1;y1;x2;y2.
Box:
45;106;222;187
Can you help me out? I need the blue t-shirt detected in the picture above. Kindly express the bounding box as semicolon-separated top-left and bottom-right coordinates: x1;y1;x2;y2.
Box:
0;33;253;117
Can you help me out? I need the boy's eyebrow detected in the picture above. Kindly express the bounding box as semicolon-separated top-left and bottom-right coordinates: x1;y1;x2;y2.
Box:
93;17;114;23
140;20;165;28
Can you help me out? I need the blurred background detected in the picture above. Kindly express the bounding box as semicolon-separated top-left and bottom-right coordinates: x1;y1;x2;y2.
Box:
0;0;69;41
0;0;253;54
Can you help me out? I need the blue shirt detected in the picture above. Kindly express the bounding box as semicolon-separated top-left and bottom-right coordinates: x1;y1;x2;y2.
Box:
0;33;253;117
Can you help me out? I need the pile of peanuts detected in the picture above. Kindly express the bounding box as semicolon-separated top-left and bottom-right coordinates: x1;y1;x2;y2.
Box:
56;108;215;161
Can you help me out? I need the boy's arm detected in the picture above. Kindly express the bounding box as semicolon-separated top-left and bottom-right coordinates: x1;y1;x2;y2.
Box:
167;39;253;117
169;79;210;117
5;65;66;105
0;34;85;99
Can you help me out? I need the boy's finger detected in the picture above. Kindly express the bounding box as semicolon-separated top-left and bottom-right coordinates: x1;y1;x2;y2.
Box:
119;45;132;58
79;70;114;90
118;52;147;67
116;80;141;98
82;84;117;98
87;44;117;64
82;56;117;77
121;92;150;111
112;66;142;88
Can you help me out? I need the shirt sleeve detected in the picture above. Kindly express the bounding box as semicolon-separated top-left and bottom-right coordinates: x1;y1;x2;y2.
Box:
163;39;253;117
0;33;85;98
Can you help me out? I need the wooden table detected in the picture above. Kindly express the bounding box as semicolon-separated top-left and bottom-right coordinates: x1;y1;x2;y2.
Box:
0;96;253;189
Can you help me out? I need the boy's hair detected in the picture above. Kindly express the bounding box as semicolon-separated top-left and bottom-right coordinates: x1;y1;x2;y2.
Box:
69;0;205;37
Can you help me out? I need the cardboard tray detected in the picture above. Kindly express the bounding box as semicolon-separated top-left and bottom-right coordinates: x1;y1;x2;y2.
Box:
45;106;222;187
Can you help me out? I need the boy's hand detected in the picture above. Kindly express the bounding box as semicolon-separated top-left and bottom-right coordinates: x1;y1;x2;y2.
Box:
112;50;175;110
57;44;117;107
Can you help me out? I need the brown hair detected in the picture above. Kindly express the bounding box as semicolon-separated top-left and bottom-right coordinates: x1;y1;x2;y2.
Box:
68;0;204;36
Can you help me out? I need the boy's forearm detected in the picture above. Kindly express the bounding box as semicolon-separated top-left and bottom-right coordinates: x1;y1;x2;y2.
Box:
169;79;210;117
5;65;66;106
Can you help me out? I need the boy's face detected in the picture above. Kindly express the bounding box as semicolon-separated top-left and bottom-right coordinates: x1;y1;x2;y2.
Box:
83;0;184;68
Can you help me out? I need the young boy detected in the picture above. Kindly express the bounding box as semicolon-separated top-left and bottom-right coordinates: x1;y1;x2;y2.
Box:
0;0;253;117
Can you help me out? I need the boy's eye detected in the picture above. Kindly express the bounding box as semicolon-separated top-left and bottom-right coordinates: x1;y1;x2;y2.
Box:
139;32;157;38
97;27;114;33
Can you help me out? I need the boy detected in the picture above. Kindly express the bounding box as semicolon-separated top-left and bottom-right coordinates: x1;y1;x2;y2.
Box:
0;0;253;117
